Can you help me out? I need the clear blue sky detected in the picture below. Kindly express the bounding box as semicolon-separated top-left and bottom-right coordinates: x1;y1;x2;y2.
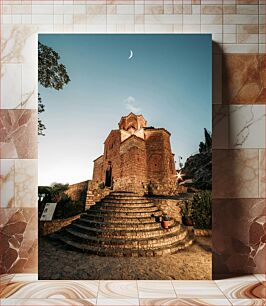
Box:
38;34;212;186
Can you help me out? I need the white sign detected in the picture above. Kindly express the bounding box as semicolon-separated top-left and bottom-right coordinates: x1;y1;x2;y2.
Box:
40;203;57;221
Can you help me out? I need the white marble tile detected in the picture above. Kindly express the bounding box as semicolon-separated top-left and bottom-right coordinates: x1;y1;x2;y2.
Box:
254;275;266;283
144;15;182;25
21;64;37;109
1;64;22;109
14;159;38;208
32;5;54;15
96;299;139;305
138;281;176;298
0;159;15;208
98;281;138;299
116;5;134;15
229;105;265;149
172;281;225;298
1;25;38;64
11;274;38;282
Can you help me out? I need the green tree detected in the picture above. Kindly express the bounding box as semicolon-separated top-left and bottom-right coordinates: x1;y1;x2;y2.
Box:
38;41;70;135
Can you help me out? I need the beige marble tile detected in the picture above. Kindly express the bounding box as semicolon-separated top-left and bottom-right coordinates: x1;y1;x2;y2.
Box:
139;298;232;305
0;110;38;159
1;281;99;299
172;281;225;298
0;208;38;274
213;149;259;198
201;5;223;14
98;281;138;299
229;299;266;305
258;150;265;198
138;281;176;298
212;105;229;149
0;299;97;305
0;159;15;208
215;276;265;299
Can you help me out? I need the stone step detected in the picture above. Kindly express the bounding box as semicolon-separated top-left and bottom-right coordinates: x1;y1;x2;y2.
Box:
70;222;181;239
90;205;158;213
55;234;194;257
80;213;159;224
94;202;156;209
64;226;188;249
86;209;162;218
76;218;174;230
102;198;153;204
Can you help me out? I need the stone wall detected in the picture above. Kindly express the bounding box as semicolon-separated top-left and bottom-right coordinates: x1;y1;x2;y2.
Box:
149;197;184;223
39;214;80;236
65;180;89;202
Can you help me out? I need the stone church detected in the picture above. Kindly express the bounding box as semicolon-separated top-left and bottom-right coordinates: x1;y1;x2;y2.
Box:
90;113;177;195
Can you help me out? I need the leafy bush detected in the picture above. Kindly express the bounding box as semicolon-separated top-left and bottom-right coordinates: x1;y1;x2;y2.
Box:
191;190;212;229
180;200;193;218
98;182;105;189
53;194;84;219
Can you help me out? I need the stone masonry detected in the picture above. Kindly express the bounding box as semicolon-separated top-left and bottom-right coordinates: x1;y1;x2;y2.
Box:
89;113;177;197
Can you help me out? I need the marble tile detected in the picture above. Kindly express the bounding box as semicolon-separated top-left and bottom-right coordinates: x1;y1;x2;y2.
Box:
11;274;38;282
229;105;265;149
222;54;264;104
254;274;266;283
0;299;97;305
172;280;224;298
138;281;176;298
258;150;265;198
14;159;37;208
1;64;22;109
98;281;138;299
215;276;265;299
1;25;38;65
139;298;232;305
0;110;38;159
0;208;38;274
212;52;222;104
212;199;266;276
21;63;38;109
213;149;259;198
212;105;229;149
0;274;14;293
222;44;258;54
96;299;139;305
1;281;99;299
229;300;266;306
0;160;15;208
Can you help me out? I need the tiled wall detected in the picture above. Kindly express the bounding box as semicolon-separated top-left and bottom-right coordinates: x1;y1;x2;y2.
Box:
0;0;265;277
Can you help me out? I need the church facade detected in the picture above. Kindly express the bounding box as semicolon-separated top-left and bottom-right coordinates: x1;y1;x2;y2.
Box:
90;113;177;195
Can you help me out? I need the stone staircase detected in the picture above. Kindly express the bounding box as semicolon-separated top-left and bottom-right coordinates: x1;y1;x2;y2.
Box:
53;191;194;257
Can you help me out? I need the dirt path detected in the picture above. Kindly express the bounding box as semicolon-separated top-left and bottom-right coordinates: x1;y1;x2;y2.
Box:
39;236;211;280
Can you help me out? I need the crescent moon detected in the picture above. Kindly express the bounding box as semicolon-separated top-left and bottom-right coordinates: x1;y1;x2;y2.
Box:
128;50;133;60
